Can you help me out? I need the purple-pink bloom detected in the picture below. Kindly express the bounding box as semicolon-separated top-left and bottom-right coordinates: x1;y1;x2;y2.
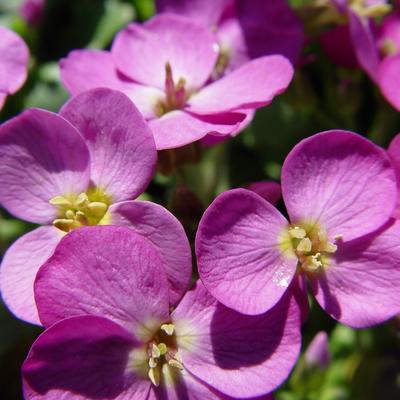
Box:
60;14;294;150
196;130;400;328
19;0;45;26
304;331;331;369
388;133;400;218
246;181;281;206
156;0;304;72
0;25;29;110
23;226;300;399
0;88;191;325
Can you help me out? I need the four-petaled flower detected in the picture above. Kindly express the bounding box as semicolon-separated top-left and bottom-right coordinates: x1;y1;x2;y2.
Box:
23;226;300;399
0;88;192;325
196;130;400;328
60;13;294;150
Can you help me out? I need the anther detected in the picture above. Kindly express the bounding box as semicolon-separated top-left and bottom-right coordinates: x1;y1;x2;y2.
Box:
168;358;184;370
87;201;108;217
49;196;71;207
161;324;175;336
296;238;312;253
148;367;160;386
289;227;306;239
75;192;89;207
53;218;74;232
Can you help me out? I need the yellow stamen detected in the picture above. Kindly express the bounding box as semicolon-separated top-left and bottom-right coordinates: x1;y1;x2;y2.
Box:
296;237;312;253
168;358;184;370
148;367;160;386
161;324;175;336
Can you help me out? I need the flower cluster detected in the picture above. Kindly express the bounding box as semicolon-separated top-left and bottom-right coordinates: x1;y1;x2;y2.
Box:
0;1;400;399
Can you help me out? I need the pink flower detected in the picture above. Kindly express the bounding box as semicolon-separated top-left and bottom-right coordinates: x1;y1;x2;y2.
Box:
19;0;45;26
0;25;29;110
305;331;331;369
22;226;300;399
196;130;400;328
156;0;304;74
0;88;191;325
60;14;294;150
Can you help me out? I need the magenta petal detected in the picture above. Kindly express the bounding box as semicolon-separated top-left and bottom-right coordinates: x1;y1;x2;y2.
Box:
60;50;164;119
0;226;62;325
0;26;29;107
247;181;281;205
235;0;304;65
305;331;330;369
156;0;229;27
108;200;192;305
149;110;241;150
0;109;90;224
196;188;297;315
282;130;397;241
173;282;301;398
378;55;400;111
388;133;400;218
188;55;294;115
35;226;170;332
112;14;218;90
60;88;156;202
349;11;380;81
23;315;151;400
311;220;400;328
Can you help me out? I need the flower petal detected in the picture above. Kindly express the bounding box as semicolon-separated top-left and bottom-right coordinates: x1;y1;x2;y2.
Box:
156;0;228;27
187;55;293;115
173;282;301;398
108;200;192;305
0;226;62;325
0;109;90;224
196;188;297;315
149;110;242;150
388;133;400;218
0;26;29;98
282;130;397;241
234;0;304;65
247;181;281;205
60;88;156;202
112;14;218;90
311;219;400;328
349;11;380;81
35;226;170;334
378;54;400;111
22;315;151;400
60;49;164;119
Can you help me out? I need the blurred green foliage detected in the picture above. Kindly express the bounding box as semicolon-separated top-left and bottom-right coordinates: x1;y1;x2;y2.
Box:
0;0;399;399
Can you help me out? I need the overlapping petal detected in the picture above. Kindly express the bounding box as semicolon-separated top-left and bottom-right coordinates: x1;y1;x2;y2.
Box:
108;200;192;305
0;26;29;106
60;50;164;119
311;219;400;328
196;188;297;315
60;88;156;202
156;0;229;27
247;181;281;205
348;11;380;81
112;14;219;90
22;315;151;400
282;130;397;241
35;226;170;335
378;54;400;111
0;109;90;224
187;56;294;115
173;282;300;398
0;226;63;325
149;110;243;150
235;0;304;65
